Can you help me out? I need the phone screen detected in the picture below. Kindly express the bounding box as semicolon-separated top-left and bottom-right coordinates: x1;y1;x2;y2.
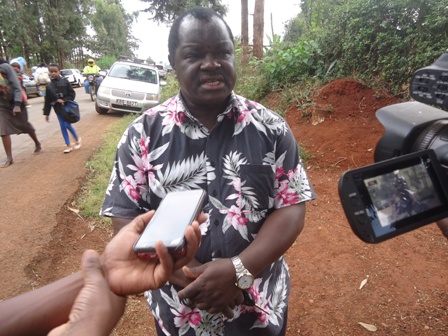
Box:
134;189;206;253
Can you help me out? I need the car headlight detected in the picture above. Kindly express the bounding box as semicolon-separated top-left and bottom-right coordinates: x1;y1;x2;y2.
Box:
146;93;159;101
98;86;111;95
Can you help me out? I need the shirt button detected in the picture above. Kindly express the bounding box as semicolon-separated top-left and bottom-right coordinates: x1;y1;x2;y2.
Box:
212;190;218;197
210;161;216;167
214;220;219;226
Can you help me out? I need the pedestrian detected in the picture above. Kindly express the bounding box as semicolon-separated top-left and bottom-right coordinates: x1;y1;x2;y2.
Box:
43;63;81;153
10;57;31;108
100;6;316;335
0;58;42;167
34;62;50;96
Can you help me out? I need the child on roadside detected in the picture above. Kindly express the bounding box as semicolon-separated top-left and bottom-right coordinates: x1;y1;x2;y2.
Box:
10;58;30;108
43;63;81;153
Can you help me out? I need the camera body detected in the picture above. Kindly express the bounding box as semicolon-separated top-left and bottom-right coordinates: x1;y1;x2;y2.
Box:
339;52;448;243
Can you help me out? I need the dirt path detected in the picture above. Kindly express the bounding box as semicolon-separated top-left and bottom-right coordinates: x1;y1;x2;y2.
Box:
0;79;447;335
0;104;122;299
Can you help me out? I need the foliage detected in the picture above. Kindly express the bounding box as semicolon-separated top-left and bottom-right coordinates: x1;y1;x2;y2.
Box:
88;0;138;59
259;40;325;90
138;0;228;23
76;114;136;221
283;0;448;94
96;55;118;70
0;0;136;69
160;74;179;102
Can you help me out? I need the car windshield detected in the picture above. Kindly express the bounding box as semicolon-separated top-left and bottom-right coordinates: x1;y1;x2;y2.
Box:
60;70;73;76
109;64;158;84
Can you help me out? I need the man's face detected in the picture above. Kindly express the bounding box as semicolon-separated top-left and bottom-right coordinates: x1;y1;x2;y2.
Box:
88;61;94;67
171;16;236;110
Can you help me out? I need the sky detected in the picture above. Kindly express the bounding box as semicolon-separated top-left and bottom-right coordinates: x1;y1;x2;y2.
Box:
124;0;302;64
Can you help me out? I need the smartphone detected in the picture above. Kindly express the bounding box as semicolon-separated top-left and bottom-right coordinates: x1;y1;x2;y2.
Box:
338;149;448;243
133;189;206;259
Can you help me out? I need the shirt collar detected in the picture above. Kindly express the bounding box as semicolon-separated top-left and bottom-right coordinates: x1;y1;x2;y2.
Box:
174;91;240;124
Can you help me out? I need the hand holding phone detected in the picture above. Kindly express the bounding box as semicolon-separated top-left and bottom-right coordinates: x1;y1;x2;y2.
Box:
133;190;206;259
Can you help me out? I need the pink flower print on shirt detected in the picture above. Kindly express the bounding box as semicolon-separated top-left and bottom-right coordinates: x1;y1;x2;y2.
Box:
225;205;249;229
174;305;202;330
120;175;141;201
275;180;299;208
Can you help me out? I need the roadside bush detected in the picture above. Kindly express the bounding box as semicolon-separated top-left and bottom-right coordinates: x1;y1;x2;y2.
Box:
258;40;325;91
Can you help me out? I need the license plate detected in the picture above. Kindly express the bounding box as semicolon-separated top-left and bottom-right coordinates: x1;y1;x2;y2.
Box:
116;99;138;107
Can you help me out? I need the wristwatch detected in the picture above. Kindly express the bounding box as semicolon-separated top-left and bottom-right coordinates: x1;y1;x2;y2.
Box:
231;256;254;290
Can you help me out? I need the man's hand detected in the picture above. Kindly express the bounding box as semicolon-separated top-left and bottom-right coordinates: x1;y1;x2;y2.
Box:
48;250;126;336
178;258;244;318
101;211;205;296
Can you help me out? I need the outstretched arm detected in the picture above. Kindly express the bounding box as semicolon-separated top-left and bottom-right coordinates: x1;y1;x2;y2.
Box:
0;211;204;336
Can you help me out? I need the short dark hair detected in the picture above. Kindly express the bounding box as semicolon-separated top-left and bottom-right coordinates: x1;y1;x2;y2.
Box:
48;63;60;70
0;58;6;64
168;6;234;58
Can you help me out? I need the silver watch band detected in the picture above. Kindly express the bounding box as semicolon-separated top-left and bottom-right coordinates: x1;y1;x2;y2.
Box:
231;256;247;274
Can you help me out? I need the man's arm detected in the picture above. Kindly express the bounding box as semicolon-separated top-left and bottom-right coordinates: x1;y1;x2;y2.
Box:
179;203;306;315
111;216;133;235
0;212;204;336
436;218;448;239
0;272;85;336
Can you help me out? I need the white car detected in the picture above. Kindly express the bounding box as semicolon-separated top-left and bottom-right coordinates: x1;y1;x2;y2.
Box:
95;61;165;114
61;69;84;87
155;63;167;80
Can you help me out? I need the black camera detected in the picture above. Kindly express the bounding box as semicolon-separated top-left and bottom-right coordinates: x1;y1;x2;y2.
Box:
339;52;448;243
56;93;64;99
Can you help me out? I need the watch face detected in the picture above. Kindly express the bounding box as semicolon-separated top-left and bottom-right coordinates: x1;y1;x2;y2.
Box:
238;274;254;289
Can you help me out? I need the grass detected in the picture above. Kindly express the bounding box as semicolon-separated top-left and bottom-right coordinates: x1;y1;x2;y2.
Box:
75;114;137;225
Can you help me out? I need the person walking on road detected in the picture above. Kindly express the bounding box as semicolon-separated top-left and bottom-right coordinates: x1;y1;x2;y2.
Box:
43;63;81;153
0;58;42;168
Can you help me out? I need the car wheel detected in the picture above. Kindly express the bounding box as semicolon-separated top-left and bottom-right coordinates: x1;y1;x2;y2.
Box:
95;101;108;114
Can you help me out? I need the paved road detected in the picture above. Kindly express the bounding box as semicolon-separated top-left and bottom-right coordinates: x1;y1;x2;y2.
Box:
0;87;101;161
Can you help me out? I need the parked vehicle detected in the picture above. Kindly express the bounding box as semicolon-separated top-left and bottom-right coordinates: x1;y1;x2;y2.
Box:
22;74;39;97
95;61;165;114
61;69;84;87
155;63;167;79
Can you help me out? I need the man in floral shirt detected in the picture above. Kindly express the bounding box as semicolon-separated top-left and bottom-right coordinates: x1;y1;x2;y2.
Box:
101;6;315;336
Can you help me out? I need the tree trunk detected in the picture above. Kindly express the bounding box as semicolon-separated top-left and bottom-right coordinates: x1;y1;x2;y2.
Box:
241;0;249;68
253;0;264;59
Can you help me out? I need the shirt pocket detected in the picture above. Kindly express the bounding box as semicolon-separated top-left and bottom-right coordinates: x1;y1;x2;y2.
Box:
239;164;275;210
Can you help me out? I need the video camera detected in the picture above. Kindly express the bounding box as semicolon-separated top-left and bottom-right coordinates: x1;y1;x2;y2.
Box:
338;52;448;243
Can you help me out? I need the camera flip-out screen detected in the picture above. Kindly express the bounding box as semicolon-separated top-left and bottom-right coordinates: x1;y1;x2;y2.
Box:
339;149;448;243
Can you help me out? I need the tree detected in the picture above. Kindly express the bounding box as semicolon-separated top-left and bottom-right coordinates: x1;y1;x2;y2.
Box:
241;0;249;67
252;0;264;59
139;0;228;24
88;0;138;60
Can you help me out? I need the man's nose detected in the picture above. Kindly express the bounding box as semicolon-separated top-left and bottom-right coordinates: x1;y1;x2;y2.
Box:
201;55;221;70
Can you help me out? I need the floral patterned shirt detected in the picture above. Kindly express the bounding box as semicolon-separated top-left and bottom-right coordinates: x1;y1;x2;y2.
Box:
101;92;315;335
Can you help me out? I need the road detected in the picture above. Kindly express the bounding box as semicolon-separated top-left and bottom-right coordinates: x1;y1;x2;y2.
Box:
0;88;124;299
0;87;100;162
